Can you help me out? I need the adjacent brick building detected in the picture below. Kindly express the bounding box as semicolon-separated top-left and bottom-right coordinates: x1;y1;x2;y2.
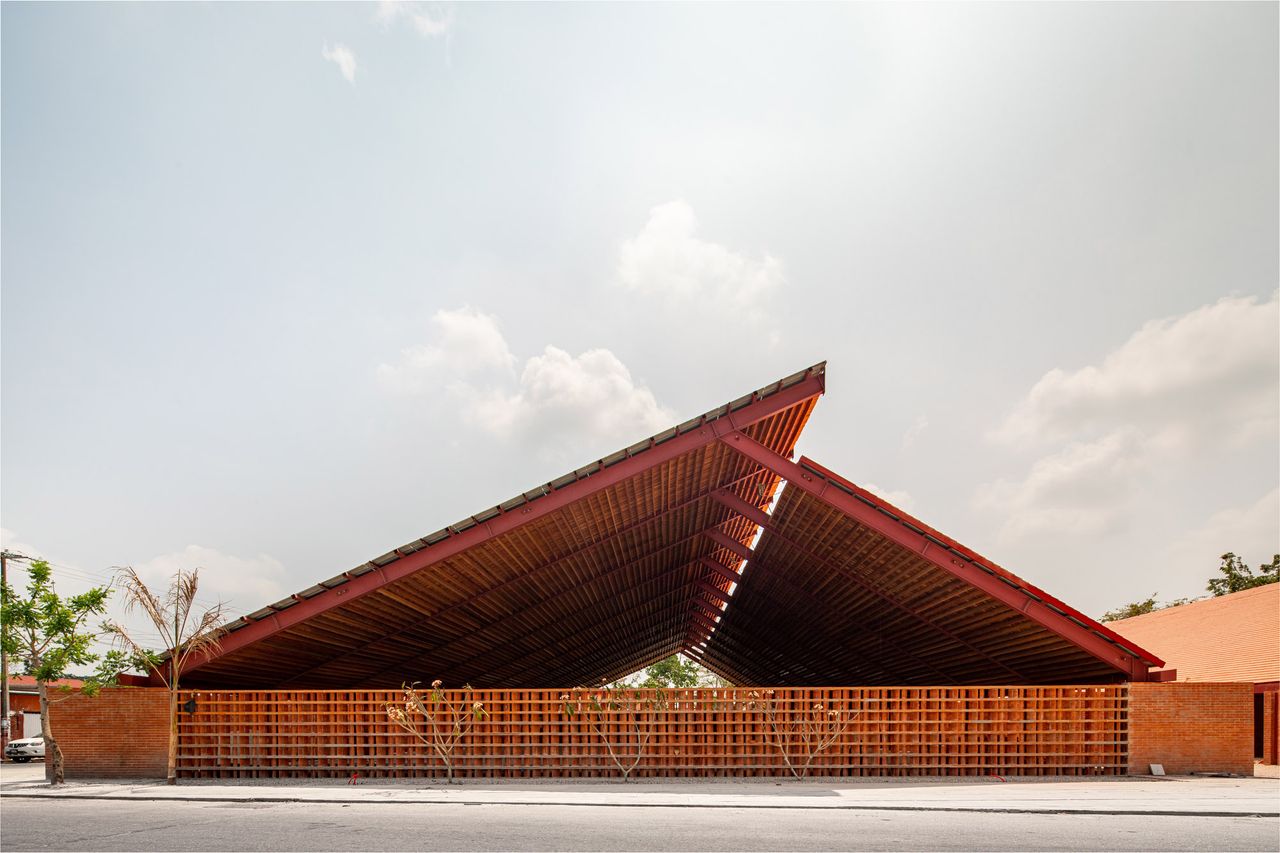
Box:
1110;583;1279;770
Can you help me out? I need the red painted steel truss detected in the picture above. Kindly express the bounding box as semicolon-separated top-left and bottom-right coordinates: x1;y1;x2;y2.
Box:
178;363;1163;689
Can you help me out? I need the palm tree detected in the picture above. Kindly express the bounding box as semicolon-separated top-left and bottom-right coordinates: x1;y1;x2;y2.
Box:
105;566;226;785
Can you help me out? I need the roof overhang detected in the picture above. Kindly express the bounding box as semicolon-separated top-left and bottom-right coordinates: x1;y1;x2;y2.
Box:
178;362;1163;689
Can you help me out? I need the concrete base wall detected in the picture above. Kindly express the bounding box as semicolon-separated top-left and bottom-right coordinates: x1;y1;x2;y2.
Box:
1128;682;1254;776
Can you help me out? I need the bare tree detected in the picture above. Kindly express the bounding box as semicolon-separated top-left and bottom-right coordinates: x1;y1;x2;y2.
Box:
386;680;487;783
561;685;667;781
748;689;859;779
105;566;226;785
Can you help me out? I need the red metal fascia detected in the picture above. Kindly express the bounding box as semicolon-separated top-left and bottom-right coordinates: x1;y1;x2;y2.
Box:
719;430;1157;681
185;371;825;674
797;455;1165;670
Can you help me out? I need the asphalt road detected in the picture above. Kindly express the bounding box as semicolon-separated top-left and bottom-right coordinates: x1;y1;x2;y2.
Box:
2;798;1278;852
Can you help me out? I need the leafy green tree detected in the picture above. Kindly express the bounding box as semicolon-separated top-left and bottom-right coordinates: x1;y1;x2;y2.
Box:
1100;593;1193;623
0;560;125;784
1207;552;1280;597
1100;594;1160;623
614;654;726;689
637;654;704;688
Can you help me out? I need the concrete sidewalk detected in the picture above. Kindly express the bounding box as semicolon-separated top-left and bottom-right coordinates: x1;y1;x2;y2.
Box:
2;773;1276;818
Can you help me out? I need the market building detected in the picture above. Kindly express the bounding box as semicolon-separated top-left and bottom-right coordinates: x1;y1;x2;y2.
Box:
48;364;1257;779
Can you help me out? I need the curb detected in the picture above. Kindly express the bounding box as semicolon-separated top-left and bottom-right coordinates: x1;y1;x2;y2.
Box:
1;792;1276;818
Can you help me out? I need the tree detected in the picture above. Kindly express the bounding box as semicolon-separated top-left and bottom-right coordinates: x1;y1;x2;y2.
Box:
637;654;708;688
561;684;667;781
747;689;859;779
1099;593;1193;623
104;566;227;785
1207;552;1280;597
0;560;124;785
1100;594;1160;623
614;654;727;689
386;680;487;783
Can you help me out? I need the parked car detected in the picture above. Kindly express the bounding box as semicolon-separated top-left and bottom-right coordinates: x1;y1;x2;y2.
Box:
5;736;45;763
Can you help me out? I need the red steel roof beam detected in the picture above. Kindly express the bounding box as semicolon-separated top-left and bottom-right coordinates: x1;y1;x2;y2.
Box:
718;430;1158;681
181;370;824;676
709;488;1030;682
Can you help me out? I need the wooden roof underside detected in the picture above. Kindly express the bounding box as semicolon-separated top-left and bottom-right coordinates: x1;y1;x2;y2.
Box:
182;363;1160;690
695;485;1130;685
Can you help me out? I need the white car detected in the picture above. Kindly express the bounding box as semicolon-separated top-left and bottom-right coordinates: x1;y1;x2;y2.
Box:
4;736;45;763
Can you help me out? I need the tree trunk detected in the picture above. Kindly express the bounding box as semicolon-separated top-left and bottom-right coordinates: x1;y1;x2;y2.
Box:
167;689;178;785
38;682;63;786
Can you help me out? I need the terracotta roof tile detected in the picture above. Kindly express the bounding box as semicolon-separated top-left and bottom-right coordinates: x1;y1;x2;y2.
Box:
1108;584;1279;683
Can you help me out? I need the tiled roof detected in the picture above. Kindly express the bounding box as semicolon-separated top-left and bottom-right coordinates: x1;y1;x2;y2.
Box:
1108;584;1279;684
5;675;85;693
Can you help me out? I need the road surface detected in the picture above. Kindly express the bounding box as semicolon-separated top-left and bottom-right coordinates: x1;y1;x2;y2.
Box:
2;797;1277;851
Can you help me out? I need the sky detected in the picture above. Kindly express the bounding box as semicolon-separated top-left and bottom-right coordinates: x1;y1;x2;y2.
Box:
2;2;1277;658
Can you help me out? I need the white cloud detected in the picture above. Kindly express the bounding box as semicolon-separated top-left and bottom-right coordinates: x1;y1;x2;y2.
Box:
0;531;286;662
1168;488;1280;591
322;43;358;84
902;415;929;449
977;293;1279;544
375;2;453;37
379;308;674;456
463;346;675;448
975;428;1152;542
377;306;516;394
995;292;1279;448
0;528;46;562
861;483;916;513
129;545;289;617
617;200;785;333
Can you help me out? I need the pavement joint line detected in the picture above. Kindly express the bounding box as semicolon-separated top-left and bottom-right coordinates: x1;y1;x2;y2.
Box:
0;792;1276;818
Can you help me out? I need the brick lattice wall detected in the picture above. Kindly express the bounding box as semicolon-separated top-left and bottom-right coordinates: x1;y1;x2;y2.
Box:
176;686;1128;779
47;688;168;779
47;682;1259;780
1128;682;1253;775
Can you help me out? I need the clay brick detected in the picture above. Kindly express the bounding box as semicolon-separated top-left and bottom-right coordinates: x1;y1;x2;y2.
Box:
45;688;168;779
1128;682;1253;775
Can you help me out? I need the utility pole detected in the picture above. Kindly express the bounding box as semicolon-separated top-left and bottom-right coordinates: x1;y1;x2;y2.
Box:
0;549;26;747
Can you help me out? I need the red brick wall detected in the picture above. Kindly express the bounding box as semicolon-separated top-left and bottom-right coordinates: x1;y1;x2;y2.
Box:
1128;682;1253;775
46;688;168;779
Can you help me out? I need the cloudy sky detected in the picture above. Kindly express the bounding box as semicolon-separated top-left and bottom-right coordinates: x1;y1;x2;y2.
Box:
2;3;1276;654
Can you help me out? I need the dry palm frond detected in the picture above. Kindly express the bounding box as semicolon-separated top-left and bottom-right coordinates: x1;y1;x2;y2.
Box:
107;566;228;688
